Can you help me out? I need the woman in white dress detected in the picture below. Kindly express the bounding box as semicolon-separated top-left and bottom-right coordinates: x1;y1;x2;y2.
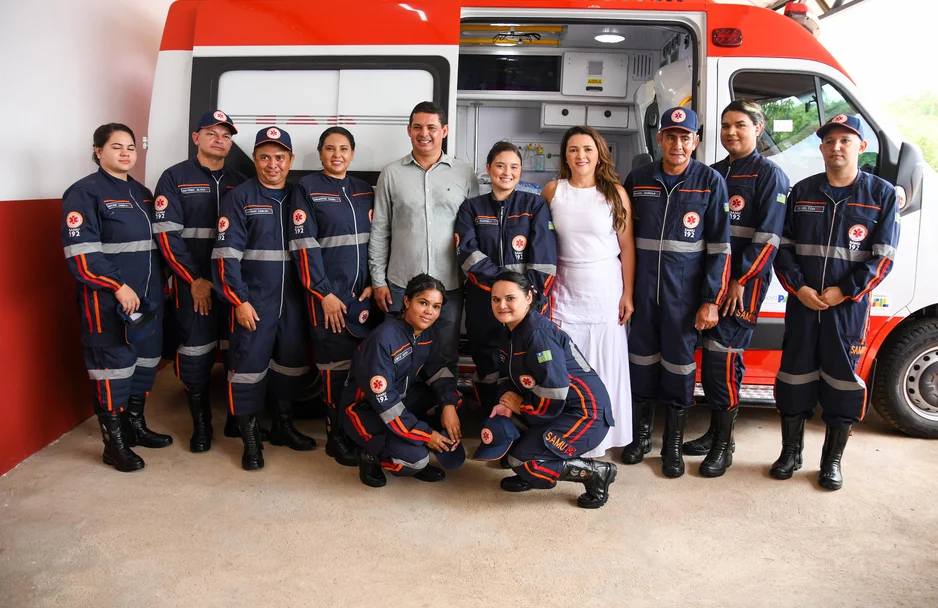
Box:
540;126;635;458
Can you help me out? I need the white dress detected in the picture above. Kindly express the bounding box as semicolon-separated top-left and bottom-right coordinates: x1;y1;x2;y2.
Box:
550;179;632;457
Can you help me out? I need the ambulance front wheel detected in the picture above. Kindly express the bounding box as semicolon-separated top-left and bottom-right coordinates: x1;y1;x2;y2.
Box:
871;319;938;439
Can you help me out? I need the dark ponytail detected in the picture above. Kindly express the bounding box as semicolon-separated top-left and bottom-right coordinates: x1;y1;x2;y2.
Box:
403;273;447;308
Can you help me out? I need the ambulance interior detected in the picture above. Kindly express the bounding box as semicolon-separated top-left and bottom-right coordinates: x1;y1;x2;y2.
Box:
454;21;695;193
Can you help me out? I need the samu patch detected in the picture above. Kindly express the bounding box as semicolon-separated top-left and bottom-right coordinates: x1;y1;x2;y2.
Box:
536;350;553;364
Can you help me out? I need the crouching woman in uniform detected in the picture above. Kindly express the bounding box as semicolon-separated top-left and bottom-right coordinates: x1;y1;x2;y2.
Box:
61;123;172;472
341;274;466;487
483;270;617;508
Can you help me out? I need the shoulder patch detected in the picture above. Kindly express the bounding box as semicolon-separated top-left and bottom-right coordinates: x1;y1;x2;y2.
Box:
536;350;553;364
65;211;83;228
519;375;536;389
776;193;787;204
370;375;388;394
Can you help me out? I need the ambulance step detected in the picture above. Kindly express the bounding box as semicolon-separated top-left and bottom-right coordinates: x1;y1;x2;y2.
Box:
695;382;776;406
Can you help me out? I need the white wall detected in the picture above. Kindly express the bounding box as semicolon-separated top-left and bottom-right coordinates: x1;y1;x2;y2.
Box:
0;0;174;202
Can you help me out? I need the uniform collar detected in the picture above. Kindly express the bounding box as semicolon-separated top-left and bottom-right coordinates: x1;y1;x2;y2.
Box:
726;149;759;172
316;171;350;186
654;158;694;184
819;170;865;199
191;157;226;176
403;152;454;169
97;166;137;187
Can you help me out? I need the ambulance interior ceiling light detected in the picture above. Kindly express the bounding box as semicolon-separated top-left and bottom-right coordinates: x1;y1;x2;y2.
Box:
594;33;625;44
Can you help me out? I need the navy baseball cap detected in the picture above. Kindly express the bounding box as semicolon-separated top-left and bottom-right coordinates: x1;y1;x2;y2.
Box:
254;126;292;152
817;113;864;140
117;297;159;345
659;107;699;134
434;430;466;470
196;109;238;135
344;298;375;339
472;415;521;461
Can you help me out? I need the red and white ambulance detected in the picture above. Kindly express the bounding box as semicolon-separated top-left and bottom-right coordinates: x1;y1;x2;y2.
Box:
147;0;937;437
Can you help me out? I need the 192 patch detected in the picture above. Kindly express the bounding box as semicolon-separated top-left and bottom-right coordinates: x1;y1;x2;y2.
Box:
519;375;536;389
65;211;84;228
683;212;700;229
370;375;388;394
293;209;307;225
217;216;230;232
154;195;169;211
729;195;746;212
848;224;868;242
536;350;553;364
512;235;527;252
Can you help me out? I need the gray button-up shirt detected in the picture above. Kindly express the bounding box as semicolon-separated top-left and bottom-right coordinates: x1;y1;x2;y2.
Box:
369;152;479;291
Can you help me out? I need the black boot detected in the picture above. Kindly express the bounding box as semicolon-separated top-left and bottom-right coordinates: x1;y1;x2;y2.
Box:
187;390;213;453
498;454;512;470
123;395;173;448
500;475;532;492
225;412;269;441
818;425;850;490
236;414;264;471
661;406;688;478
325;408;357;466
357;448;387;487
414;465;446;482
769;414;805;480
620;399;655;464
269;399;316;451
98;412;145;472
683;409;735;456
560;458;618;509
699;409;737;478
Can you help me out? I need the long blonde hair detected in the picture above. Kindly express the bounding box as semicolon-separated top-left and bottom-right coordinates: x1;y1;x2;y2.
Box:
559;125;627;231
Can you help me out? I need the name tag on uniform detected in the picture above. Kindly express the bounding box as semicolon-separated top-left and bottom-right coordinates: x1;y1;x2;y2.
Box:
180;186;212;195
105;202;133;209
311;195;341;203
474;217;498;226
794;203;825;213
245;207;274;216
633;189;661;198
393;346;413;364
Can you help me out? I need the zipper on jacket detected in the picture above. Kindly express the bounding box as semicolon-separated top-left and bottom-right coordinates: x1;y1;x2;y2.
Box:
275;194;287;318
129;190;153;298
819;192;848;321
213;173;224;217
654;178;685;305
498;199;507;267
343;186;361;297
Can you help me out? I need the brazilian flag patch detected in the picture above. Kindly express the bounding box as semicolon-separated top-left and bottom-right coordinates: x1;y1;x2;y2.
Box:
548;221;555;231
777;193;787;204
536;350;553;363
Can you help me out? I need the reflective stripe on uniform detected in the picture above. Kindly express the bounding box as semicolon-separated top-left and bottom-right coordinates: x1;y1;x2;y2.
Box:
152;221;184;234
571;345;591;372
820;370;866;392
753;232;781;247
135;356;161;368
177;342;216;357
873;244;897;260
391;454;429;470
703;338;745;354
662;358;696;375
269;360;310;376
475;371;499;384
243;249;290;261
318;360;351;371
532;385;568;400
427;367;454;384
289;237;321;251
211;247;243;260
88;365;136;380
180;227;216;239
629;352;661;366
102;240;156;254
795;244;872;262
379;401;406;423
777;370;819;385
462;250;489;273
318;233;370;248
64;242;103;258
707;242;732;255
730;226;755;239
635;238;706;253
228;369;268;384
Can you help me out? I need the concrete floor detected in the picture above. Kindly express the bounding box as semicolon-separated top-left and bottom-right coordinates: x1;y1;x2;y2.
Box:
2;369;938;608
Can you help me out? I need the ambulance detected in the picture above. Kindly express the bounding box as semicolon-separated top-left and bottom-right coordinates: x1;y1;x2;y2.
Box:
147;0;937;437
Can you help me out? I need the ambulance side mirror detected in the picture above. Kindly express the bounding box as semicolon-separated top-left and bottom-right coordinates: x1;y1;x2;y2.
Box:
895;141;924;215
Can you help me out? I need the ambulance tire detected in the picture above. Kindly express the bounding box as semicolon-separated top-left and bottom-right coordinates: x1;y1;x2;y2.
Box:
871;319;938;439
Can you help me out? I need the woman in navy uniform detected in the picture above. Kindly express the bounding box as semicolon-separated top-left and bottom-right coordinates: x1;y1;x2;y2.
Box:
290;127;374;467
488;270;617;508
455;141;557;412
61;123;171;472
341;274;464;488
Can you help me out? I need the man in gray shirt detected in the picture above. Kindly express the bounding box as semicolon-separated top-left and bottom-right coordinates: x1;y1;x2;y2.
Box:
369;101;479;369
